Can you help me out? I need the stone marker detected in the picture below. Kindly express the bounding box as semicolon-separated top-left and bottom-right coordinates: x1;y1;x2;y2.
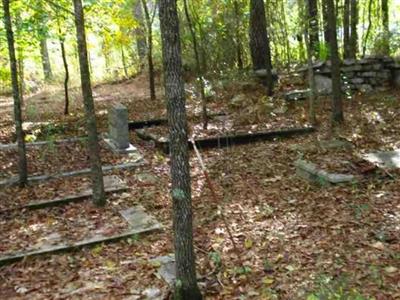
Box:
363;149;400;169
314;74;332;95
150;255;176;286
295;159;357;185
105;103;137;154
120;205;163;231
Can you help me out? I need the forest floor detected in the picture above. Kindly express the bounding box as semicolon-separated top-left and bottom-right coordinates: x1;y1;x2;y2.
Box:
0;72;399;299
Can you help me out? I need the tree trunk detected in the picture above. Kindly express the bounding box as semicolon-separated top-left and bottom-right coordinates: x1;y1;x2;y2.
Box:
40;38;53;81
72;0;106;206
60;38;70;115
249;0;274;96
183;0;208;129
233;0;244;70
133;0;147;66
121;46;128;78
322;0;330;46
343;0;351;58
362;0;373;57
349;0;358;58
381;0;389;55
2;0;28;187
307;0;320;57
141;0;156;101
326;0;343;125
159;0;202;299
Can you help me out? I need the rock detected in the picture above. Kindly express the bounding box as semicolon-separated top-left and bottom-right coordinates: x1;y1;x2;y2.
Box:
253;69;279;82
393;70;400;88
284;89;310;101
342;65;362;72
357;84;373;93
350;78;364;84
135;173;158;184
361;71;377;77
343;59;356;65
314;74;332;95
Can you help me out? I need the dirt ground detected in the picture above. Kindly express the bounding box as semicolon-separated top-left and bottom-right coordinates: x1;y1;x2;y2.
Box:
0;73;399;299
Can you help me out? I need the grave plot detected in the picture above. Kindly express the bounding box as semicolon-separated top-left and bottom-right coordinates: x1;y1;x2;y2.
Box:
0;139;144;186
137;126;314;154
0;175;128;213
0;203;162;265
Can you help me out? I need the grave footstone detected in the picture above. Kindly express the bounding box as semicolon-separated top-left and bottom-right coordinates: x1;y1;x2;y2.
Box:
363;149;400;169
295;159;357;185
104;103;138;154
150;255;176;286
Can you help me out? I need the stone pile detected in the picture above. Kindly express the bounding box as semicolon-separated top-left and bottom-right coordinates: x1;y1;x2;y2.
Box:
299;56;400;94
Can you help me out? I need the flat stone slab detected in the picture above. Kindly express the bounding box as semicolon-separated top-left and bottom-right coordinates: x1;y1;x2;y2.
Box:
363;149;400;169
0;205;162;266
150;255;176;286
120;205;162;230
0;175;128;213
295;159;357;185
0;160;145;188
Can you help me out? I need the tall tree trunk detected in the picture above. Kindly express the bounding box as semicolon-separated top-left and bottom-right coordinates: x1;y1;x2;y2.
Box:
17;52;24;104
249;0;274;96
362;0;373;57
322;0;330;46
159;0;202;299
60;38;70;115
40;38;53;81
343;0;351;58
349;0;358;58
183;0;208;129
133;1;147;66
141;0;156;101
381;0;389;55
233;0;244;70
121;46;128;78
307;0;320;57
326;0;344;125
72;0;106;206
2;0;28;187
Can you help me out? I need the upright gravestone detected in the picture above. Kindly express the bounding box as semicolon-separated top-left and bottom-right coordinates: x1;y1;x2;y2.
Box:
104;103;136;154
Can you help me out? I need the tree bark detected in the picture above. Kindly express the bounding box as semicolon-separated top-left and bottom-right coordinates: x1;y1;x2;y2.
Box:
362;0;373;57
72;0;106;206
2;0;28;187
183;0;208;129
249;0;274;96
233;0;244;70
349;0;358;58
133;0;147;65
60;38;70;115
381;0;389;55
326;0;343;125
40;38;53;81
322;0;330;46
159;0;202;299
307;0;320;57
343;0;350;58
141;0;156;101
